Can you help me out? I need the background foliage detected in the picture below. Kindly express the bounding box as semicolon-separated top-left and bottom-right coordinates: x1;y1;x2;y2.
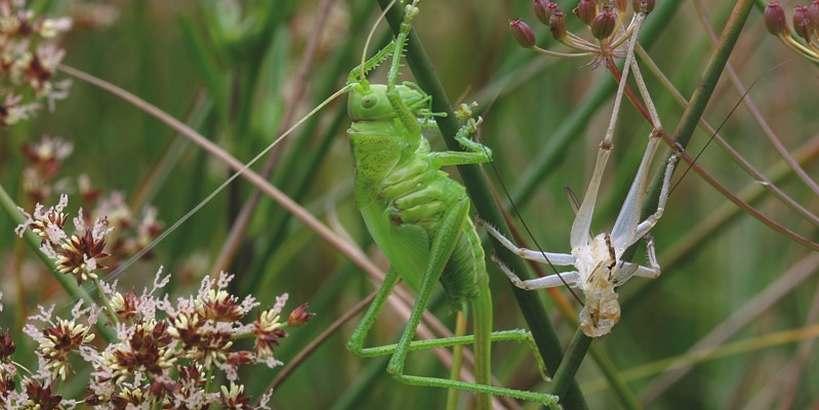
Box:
0;0;817;408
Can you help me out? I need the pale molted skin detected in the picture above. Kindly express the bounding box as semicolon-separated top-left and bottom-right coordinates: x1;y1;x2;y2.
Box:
572;234;621;338
485;146;679;338
483;1;679;338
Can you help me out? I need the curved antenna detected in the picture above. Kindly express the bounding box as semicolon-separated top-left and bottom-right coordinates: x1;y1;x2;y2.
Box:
58;64;354;291
359;0;399;81
465;104;584;304
106;84;353;281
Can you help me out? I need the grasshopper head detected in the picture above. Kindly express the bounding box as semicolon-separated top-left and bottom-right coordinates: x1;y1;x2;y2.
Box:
347;82;430;122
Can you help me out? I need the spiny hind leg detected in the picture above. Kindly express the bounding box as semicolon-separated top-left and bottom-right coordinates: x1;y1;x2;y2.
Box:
388;199;558;406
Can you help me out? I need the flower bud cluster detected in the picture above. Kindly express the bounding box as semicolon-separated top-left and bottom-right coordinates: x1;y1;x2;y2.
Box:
510;0;654;63
765;1;819;61
0;0;73;126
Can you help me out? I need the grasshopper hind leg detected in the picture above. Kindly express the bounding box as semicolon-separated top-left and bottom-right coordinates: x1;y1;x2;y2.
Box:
347;200;559;407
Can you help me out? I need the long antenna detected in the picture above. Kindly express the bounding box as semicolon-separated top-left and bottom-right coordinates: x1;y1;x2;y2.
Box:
105;85;352;281
669;62;788;195
484;157;585;305
469;77;586;305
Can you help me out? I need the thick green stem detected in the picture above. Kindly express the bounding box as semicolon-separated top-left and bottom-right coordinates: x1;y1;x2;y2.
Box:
377;1;587;408
670;0;755;149
550;330;593;399
0;184;116;342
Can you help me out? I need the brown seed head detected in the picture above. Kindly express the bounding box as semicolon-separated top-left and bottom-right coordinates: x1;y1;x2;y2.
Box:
809;0;819;27
287;303;315;327
0;331;15;359
533;0;555;24
633;0;655;14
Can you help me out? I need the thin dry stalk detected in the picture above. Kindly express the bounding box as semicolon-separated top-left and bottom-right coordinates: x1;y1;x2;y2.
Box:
57;64;387;288
604;62;819;251
211;0;337;275
634;46;819;227
692;0;819;197
640;252;819;403
775;284;819;409
741;281;819;410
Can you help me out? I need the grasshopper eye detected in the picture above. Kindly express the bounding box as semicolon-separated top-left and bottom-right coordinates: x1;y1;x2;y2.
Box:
361;94;377;109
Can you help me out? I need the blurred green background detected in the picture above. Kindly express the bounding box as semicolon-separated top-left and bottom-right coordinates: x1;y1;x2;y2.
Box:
1;0;818;408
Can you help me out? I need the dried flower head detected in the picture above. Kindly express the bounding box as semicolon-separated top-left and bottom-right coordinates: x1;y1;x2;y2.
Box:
0;331;14;359
549;9;567;40
17;193;164;282
633;0;655;14
0;269;303;408
809;0;819;27
0;0;73;125
24;303;97;381
287;303;314;327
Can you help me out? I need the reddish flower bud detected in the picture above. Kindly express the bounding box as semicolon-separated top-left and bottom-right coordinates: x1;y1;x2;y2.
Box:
592;6;617;39
764;1;788;35
550;10;567;39
510;19;536;48
533;0;555;25
633;0;655;14
287;303;314;327
574;0;597;25
794;5;812;40
809;0;819;27
0;331;14;359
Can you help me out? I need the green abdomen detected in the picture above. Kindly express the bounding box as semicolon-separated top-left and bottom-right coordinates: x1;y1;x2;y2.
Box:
441;219;486;308
348;121;485;307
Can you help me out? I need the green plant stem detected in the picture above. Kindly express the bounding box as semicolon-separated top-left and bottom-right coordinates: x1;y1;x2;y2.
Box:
549;330;593;399
93;279;119;327
0;184;116;342
377;1;587;408
587;344;642;409
669;0;755;150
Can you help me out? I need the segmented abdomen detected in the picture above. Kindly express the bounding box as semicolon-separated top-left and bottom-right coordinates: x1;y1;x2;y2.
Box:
376;147;485;307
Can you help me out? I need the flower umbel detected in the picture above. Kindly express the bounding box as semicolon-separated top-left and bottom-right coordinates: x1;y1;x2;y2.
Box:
0;0;73;125
0;270;305;408
17;194;111;283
